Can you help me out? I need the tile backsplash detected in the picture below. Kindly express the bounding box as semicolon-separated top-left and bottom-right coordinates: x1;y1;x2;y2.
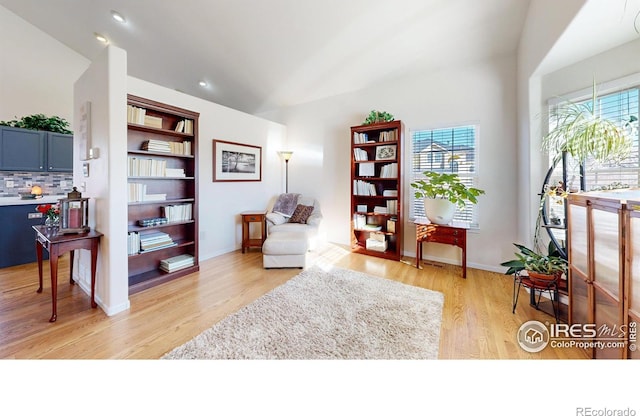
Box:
0;172;74;197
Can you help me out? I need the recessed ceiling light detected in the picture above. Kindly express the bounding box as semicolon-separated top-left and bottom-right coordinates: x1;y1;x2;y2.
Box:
199;81;208;87
94;32;109;44
111;10;126;23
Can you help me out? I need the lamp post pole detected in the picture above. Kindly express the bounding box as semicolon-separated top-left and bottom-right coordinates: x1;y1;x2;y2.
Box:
285;159;290;193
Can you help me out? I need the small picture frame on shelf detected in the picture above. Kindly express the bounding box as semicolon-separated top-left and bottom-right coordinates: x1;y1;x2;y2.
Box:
375;144;396;161
213;139;262;182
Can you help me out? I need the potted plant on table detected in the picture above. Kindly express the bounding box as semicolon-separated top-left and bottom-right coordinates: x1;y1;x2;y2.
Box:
411;171;485;225
500;241;568;283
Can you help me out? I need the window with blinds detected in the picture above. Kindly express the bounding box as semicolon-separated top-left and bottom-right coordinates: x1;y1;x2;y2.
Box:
410;125;480;228
549;86;640;190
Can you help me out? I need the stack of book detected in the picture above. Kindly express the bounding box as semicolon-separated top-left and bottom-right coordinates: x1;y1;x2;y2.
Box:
128;156;167;177
128;232;140;255
165;168;186;178
353;148;368;161
128;183;167;202
162;203;193;223
139;232;176;252
127;105;146;125
141;139;171;153
160;254;195;273
144;115;163;129
173;119;194;135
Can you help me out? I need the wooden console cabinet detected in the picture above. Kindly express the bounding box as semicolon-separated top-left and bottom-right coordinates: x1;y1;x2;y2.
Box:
567;190;640;359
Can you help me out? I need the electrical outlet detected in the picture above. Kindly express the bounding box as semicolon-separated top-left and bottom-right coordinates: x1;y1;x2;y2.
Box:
60;180;67;188
5;180;14;188
25;180;33;188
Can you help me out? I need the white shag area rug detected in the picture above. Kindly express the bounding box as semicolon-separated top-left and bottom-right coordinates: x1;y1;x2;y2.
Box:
162;266;444;359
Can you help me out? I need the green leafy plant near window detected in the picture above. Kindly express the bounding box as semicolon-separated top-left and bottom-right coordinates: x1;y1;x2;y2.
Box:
411;171;485;210
362;110;394;125
0;114;73;134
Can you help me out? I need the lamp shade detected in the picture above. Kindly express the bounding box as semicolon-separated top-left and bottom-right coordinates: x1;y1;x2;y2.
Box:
278;151;293;161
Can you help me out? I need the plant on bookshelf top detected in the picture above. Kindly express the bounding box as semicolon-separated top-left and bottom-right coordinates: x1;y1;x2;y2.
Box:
0;114;72;134
362;110;394;125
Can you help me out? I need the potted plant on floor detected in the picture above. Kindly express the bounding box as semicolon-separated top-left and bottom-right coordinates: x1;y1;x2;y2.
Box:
411;171;485;225
500;241;568;283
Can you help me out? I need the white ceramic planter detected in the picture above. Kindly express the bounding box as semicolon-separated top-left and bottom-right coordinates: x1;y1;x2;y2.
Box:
423;198;456;225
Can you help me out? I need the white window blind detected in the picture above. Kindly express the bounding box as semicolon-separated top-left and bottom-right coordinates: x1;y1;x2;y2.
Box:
410;125;480;228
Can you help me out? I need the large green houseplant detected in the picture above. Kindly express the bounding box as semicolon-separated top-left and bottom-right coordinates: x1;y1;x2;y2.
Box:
411;171;485;225
500;241;568;282
542;80;634;166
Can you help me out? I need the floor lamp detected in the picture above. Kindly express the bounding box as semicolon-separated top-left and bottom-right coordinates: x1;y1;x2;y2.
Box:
278;151;293;193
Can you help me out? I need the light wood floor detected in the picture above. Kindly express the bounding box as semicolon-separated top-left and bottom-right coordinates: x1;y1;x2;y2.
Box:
0;243;588;359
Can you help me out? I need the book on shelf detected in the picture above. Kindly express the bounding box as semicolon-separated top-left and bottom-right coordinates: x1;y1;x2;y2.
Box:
162;203;193;222
382;189;397;197
127;105;146;125
128;232;140;255
356;204;368;213
174;120;185;133
353;180;377;196
139;231;175;251
387;218;396;234
366;232;387;252
160;254;195;272
127;183;167;202
380;163;397;178
144;115;163;129
128;156;167;177
353;148;368;161
358;162;375;177
373;206;388;214
379;130;397;142
165;168;186;178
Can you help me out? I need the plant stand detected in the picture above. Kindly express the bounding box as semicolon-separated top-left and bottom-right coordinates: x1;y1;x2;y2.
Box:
512;271;560;323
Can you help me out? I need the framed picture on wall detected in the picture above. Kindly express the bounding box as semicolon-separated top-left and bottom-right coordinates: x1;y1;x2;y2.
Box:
212;139;262;182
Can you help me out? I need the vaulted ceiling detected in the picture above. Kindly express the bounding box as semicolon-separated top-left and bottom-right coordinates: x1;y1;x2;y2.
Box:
1;0;639;115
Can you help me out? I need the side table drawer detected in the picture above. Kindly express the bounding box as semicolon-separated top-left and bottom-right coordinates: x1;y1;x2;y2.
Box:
244;215;263;222
429;235;466;247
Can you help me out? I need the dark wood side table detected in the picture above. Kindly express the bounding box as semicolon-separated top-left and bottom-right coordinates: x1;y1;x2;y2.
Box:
415;222;467;278
241;211;266;253
32;225;103;322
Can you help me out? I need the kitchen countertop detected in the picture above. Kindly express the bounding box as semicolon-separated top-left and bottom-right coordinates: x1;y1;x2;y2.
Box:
0;195;66;206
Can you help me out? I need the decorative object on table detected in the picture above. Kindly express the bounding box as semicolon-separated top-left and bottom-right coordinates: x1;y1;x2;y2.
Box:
212;139;262;182
0;113;72;134
411;171;485;225
362;110;394;125
58;187;90;234
36;203;60;229
278;150;293;193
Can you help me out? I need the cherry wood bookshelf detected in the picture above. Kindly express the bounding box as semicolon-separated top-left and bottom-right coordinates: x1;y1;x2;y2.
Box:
126;95;199;294
350;120;404;260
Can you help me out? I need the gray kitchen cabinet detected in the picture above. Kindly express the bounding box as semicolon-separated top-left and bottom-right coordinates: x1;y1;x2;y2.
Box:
0;126;72;172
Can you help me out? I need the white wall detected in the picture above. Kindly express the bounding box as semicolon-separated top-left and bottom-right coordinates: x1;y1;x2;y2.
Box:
516;0;587;247
542;38;640;101
0;6;89;122
74;46;130;316
262;54;519;272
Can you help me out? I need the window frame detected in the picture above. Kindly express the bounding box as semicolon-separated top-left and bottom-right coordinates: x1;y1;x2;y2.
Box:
409;122;482;229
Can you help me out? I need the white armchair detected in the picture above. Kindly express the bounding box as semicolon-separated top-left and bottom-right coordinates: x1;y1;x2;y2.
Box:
262;194;323;268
